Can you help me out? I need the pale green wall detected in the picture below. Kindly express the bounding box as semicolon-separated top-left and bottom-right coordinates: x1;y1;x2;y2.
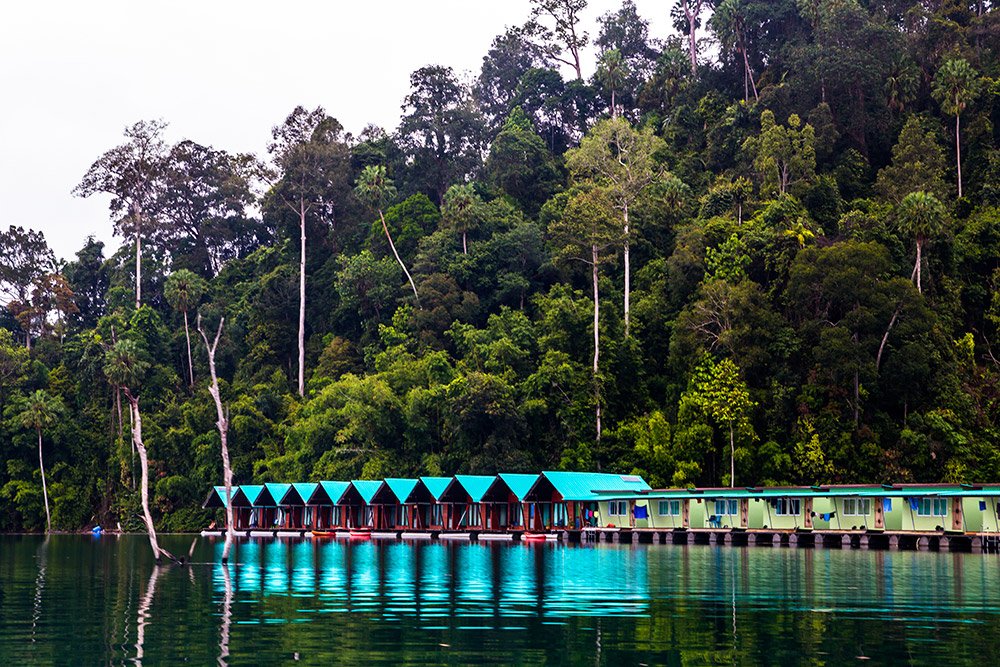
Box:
749;498;807;529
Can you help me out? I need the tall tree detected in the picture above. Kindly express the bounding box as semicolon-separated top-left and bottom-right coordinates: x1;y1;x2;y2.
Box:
475;27;545;133
932;58;981;199
164;269;207;388
13;390;66;533
525;0;589;80
158;140;262;277
355;166;419;304
63;237;108;329
548;186;621;443
566;117;666;335
398;66;484;204
743;110;816;196
685;357;755;487
0;226;55;349
74;120;167;310
875;115;948;203
485;107;563;216
897;191;947;294
711;0;758;102
673;0;707;75
268;106;350;397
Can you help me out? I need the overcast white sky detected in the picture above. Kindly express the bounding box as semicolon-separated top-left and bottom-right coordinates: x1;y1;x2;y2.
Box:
0;0;673;262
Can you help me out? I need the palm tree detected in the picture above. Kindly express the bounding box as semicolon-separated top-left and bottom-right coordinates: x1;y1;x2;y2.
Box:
596;49;629;116
164;269;207;388
932;58;980;199
15;390;66;533
441;184;480;255
898;191;947;293
104;339;176;563
354;166;419;304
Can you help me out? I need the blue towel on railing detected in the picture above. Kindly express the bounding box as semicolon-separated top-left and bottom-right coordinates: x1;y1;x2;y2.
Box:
908;497;919;512
634;505;648;519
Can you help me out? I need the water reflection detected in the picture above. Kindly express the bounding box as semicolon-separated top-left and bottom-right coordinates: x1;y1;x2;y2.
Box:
211;540;651;624
134;565;161;664
217;564;232;667
6;536;1000;664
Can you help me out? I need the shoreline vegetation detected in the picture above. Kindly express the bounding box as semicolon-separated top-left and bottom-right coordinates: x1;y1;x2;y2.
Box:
2;1;1000;561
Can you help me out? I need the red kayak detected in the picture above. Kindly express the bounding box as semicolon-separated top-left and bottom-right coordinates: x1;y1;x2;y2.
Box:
348;528;372;539
521;532;551;541
311;530;337;538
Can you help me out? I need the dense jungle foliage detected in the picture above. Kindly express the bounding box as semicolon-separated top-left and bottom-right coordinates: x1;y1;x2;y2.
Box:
3;0;1000;531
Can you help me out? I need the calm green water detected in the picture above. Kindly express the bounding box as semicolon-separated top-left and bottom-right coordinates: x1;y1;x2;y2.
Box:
1;535;999;665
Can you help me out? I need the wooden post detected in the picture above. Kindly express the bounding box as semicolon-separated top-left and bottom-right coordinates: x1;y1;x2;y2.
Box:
740;499;749;529
804;498;813;529
874;498;885;529
682;500;690;528
952;498;963;532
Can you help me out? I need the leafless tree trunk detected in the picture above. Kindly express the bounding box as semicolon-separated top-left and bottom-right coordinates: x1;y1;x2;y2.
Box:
123;389;176;564
623;203;631;337
38;428;50;533
183;310;194;388
682;0;704;75
955;110;963;199
592;244;601;443
379;208;420;305
298;200;306;397
135;230;142;310
729;423;735;488
877;304;902;371
914;239;923;293
198;315;234;563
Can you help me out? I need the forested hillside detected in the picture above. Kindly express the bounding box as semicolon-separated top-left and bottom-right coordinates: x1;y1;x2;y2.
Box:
3;0;1000;531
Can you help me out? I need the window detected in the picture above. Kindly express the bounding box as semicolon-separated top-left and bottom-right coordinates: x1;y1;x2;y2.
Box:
658;500;681;516
714;500;739;516
775;498;801;516
843;499;871;516
918;498;948;517
608;501;628;516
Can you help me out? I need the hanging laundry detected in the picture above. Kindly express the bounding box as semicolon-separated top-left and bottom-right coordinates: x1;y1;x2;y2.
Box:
634;505;648;519
908;497;919;512
884;498;893;512
980;501;987;511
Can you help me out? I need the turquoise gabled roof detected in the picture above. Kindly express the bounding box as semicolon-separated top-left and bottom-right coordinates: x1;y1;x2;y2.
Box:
351;480;383;504
238;485;266;505
265;483;291;504
205;485;239;508
539;472;651;501
312;481;350;505
452;475;497;502
420;476;453;500
499;474;539;501
383;478;418;503
288;483;318;504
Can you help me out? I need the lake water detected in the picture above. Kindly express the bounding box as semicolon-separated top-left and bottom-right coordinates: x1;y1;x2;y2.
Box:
1;535;999;665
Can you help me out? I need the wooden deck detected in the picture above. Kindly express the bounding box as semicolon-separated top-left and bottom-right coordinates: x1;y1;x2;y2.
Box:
200;526;1000;552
